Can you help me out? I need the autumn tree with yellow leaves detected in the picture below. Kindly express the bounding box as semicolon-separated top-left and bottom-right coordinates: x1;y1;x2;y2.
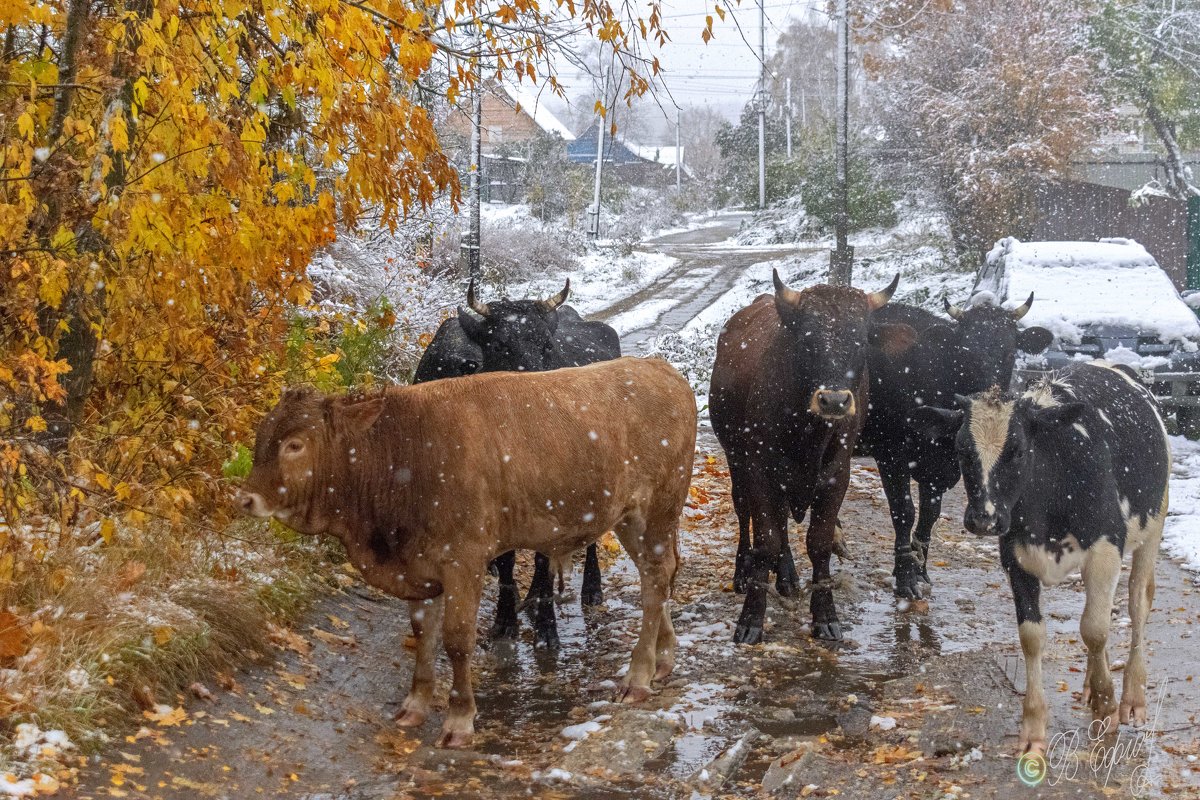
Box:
0;0;669;586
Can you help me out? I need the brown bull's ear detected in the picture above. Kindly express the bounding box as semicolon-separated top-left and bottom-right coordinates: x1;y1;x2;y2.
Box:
328;395;385;435
869;322;918;357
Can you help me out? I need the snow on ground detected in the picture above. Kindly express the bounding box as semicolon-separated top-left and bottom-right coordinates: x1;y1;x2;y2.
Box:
1165;436;1200;575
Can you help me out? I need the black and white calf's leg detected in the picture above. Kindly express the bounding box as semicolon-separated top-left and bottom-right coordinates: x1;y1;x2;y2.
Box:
1122;514;1161;725
1081;538;1122;737
1003;541;1048;755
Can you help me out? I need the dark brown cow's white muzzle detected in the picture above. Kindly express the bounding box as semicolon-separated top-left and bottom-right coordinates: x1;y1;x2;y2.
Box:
810;389;856;420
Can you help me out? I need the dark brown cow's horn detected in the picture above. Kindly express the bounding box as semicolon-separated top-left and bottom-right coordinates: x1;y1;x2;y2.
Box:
943;297;966;321
1011;292;1034;320
541;278;570;310
867;273;900;311
773;268;802;306
466;278;490;317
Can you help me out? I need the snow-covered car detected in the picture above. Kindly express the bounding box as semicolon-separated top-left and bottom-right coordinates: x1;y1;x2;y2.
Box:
973;237;1200;432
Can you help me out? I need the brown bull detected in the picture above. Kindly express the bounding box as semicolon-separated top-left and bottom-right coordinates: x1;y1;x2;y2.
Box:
236;357;697;748
710;270;914;644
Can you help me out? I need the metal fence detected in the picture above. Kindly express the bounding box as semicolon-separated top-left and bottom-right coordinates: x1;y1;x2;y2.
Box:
1032;179;1189;288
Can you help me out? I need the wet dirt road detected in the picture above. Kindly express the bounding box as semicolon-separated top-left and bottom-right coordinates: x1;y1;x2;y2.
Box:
68;219;1200;799
591;214;820;353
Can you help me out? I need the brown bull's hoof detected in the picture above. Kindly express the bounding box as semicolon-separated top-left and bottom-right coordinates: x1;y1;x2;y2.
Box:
489;620;519;641
617;684;651;704
733;624;763;645
436;729;475;749
394;708;427;727
894;575;924;600
812;621;842;641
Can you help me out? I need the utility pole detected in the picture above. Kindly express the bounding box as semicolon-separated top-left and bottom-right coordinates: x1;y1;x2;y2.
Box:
757;0;766;209
588;68;606;240
675;108;682;190
830;0;852;286
785;77;793;159
462;38;483;280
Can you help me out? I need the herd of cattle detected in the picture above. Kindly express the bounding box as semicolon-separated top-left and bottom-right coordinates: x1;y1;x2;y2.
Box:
236;272;1170;758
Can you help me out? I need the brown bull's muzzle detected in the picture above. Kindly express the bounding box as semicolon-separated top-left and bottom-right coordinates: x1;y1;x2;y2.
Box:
234;489;275;519
810;389;856;420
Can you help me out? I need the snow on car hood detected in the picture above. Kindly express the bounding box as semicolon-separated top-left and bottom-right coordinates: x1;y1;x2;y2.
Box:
976;237;1200;346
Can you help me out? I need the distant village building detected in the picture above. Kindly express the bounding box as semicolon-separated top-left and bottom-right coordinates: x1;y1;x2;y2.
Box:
442;82;577;202
567;123;689;187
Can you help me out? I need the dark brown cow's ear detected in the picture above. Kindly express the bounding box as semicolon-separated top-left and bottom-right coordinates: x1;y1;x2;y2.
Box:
330;395;385;434
870;323;917;357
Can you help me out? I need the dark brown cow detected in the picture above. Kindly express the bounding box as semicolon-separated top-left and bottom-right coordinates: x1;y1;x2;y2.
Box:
236;357;696;748
710;270;913;643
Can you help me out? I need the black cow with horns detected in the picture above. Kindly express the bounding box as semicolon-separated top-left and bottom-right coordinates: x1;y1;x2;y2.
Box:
858;293;1052;598
412;278;622;647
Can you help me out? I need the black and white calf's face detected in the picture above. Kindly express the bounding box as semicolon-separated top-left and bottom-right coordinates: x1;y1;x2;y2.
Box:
910;392;1085;536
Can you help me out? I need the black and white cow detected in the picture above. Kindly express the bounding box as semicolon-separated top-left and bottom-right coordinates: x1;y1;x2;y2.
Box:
911;362;1168;755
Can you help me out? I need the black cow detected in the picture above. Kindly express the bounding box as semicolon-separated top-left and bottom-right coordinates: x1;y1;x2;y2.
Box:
858;295;1052;598
412;279;621;647
710;270;914;643
911;363;1167;755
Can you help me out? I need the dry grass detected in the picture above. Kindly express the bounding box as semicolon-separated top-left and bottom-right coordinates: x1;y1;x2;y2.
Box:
0;518;334;778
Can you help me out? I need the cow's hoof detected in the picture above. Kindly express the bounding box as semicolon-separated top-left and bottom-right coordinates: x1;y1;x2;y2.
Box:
893;578;923;600
654;659;675;681
581;588;604;607
1120;699;1147;726
533;630;561;649
775;577;799;598
812;621;842;641
394;707;427;727
436;729;474;749
617;684;651;704
733;624;763;645
489;621;519;641
1018;738;1047;758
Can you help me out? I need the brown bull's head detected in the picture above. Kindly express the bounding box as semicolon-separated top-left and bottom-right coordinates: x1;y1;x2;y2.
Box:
235;387;385;535
773;270;913;421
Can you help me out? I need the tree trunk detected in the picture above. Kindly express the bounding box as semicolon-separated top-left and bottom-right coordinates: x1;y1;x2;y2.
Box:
1142;86;1198;200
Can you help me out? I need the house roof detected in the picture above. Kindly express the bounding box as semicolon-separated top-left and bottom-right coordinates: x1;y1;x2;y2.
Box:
500;84;576;141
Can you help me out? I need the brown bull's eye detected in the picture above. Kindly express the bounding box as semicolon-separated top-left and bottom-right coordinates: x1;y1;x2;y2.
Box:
282;439;305;456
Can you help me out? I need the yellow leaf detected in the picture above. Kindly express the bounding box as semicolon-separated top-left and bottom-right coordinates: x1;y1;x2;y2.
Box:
143;705;187;726
153;626;173;646
100;519;116;545
110;114;129;152
25;415;47;433
17;111;34;139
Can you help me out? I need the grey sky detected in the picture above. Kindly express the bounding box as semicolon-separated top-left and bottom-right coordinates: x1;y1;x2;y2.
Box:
533;0;828;138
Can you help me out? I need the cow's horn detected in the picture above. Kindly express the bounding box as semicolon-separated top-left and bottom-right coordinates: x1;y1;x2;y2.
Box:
772;268;802;306
467;278;489;317
943;297;966;321
1011;292;1034;320
541;278;570;310
867;273;900;311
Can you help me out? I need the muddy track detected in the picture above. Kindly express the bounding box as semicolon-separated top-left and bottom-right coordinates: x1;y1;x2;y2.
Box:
66;217;1200;799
